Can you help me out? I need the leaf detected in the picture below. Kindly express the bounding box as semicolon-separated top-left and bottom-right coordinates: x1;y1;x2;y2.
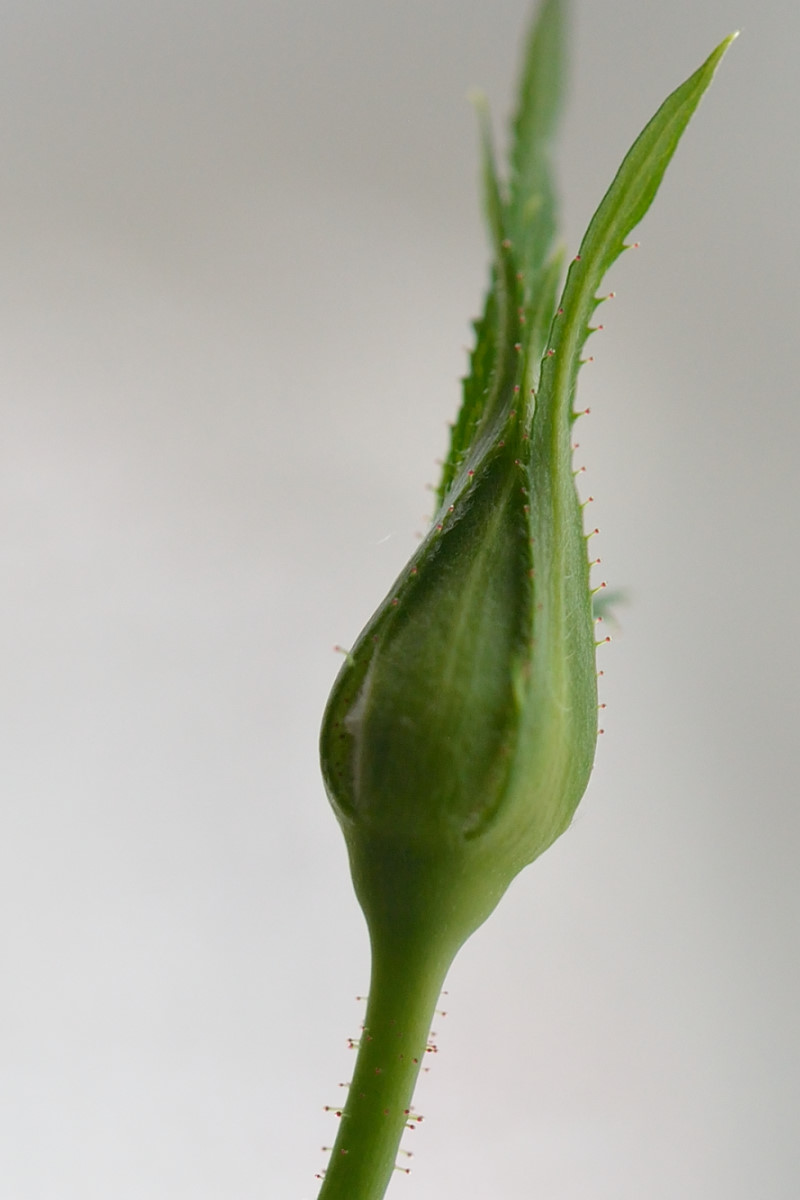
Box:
507;0;567;285
436;0;569;505
533;33;738;452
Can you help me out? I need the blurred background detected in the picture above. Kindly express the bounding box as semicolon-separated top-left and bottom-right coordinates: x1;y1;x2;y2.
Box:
1;1;797;1197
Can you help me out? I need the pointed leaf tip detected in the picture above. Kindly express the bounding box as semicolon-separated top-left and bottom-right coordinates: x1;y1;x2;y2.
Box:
707;31;739;71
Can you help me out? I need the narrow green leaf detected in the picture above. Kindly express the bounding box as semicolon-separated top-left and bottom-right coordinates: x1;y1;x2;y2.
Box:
436;99;520;506
508;0;567;281
514;36;737;852
436;0;569;505
475;93;507;253
534;33;738;447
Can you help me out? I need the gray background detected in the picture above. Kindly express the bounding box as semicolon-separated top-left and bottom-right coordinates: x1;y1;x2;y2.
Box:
1;1;797;1197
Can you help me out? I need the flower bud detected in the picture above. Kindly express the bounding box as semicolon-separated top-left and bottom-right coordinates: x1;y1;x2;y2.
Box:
320;326;597;954
318;23;735;962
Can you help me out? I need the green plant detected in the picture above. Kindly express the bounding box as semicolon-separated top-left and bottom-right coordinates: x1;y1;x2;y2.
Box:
315;4;734;1197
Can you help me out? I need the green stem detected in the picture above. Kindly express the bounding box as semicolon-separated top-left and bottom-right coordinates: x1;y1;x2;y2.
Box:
316;933;452;1200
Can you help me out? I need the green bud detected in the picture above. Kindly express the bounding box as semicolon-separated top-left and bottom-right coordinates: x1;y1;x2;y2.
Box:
320;331;597;957
319;16;735;967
